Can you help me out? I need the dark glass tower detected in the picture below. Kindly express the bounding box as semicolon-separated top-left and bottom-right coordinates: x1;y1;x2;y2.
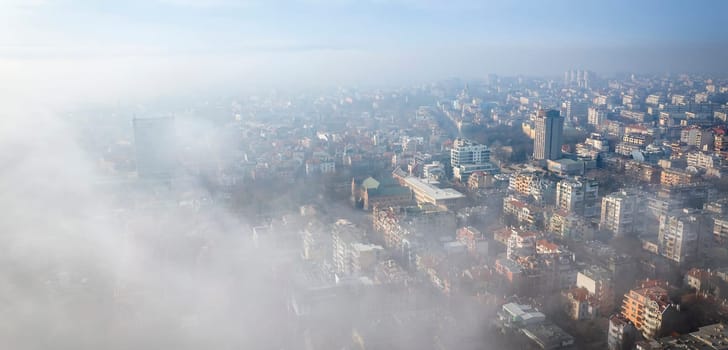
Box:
533;109;564;160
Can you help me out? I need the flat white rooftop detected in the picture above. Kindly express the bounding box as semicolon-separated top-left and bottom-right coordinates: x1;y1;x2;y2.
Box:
403;176;465;201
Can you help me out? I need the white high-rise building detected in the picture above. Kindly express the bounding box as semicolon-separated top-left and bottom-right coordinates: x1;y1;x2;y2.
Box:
556;177;600;217
533;109;564;161
587;107;607;127
599;190;646;236
658;209;707;265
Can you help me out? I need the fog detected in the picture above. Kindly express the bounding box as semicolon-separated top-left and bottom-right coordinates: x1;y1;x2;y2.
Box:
0;106;266;348
0;89;481;349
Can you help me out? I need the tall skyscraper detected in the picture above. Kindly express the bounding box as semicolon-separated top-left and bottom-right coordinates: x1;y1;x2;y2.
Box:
133;116;176;179
533;109;564;160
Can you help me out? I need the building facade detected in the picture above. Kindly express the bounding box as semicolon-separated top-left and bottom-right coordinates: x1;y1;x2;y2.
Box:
588;106;607;127
657;209;708;264
600;190;646;237
450;138;490;167
620;281;675;339
556;177;600;217
533;109;564;161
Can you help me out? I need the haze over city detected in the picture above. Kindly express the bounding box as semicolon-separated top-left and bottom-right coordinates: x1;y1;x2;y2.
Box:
3;1;728;350
3;0;728;104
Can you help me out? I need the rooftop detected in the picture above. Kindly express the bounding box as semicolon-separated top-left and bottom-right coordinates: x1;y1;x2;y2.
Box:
502;303;545;322
537;239;560;253
361;177;380;189
403;176;465;201
689;323;728;350
522;322;575;349
580;265;612;282
631;286;670;308
610;313;632;326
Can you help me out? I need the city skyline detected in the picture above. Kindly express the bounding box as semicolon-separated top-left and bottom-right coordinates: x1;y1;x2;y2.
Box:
3;0;728;108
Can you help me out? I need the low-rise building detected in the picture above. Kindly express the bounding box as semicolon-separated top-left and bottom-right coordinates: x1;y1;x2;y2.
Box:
639;323;728;350
660;168;695;187
453;162;498;183
456;226;488;256
563;287;597;320
467;170;494;190
684;268;712;292
399;176;465;207
521;322;576;350
713;216;728;244
687;151;722;170
495;257;523;284
497;302;546;328
547;158;586;176
624;161;661;183
507;230;537;260
351;176;412;210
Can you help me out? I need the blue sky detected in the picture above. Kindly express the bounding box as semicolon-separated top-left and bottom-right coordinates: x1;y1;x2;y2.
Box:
4;0;727;53
2;0;728;101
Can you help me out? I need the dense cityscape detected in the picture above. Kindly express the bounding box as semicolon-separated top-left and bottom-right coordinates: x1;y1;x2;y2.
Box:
50;72;728;349
5;1;728;349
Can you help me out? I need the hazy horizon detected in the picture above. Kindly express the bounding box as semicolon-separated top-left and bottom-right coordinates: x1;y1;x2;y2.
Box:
3;0;728;107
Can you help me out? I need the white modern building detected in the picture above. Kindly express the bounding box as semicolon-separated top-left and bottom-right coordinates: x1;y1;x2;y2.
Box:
451;138;490;167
